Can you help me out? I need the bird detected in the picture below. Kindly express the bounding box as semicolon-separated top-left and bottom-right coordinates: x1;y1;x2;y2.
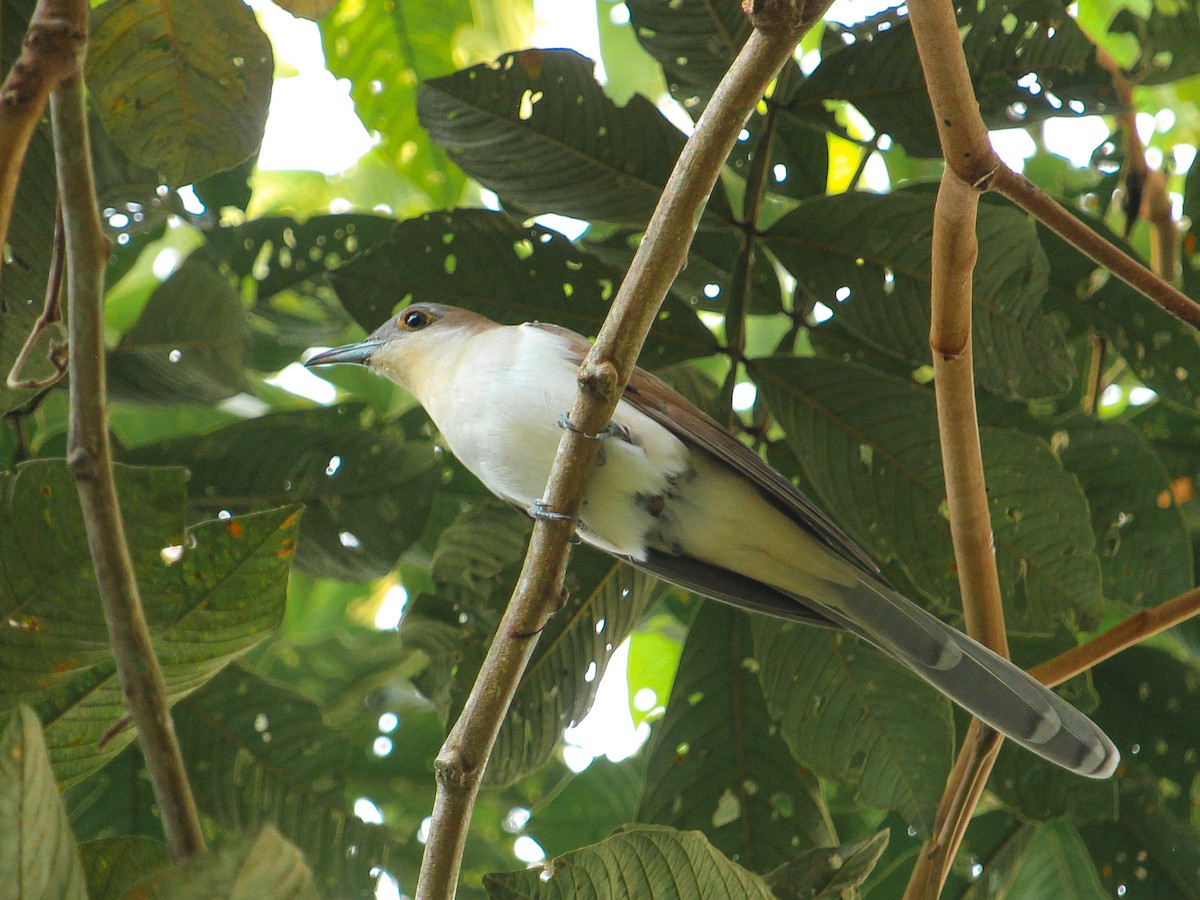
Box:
305;302;1120;779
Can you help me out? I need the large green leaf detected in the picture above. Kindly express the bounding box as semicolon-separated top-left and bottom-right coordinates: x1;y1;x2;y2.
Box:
766;191;1073;401
131;826;317;900
124;406;439;581
320;0;472;207
523;759;642;859
329;208;720;369
418;49;731;226
483;825;775;898
1053;417;1192;608
765;830;890;899
639;604;838;874
750;356;1104;630
1039;216;1200;411
175;665;407;899
1109;0;1200;84
0;707;87;900
793;0;1116;158
107;256;251;406
87;0;273;184
79;836;170;900
0;461;295;784
752;618;954;835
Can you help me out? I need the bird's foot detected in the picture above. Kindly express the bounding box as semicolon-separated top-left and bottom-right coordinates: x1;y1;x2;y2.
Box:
528;498;574;523
556;412;626;442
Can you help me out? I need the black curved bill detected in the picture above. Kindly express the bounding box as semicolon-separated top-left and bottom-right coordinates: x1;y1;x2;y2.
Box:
304;340;383;367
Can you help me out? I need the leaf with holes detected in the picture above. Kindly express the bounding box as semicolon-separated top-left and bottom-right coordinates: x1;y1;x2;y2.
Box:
124;405;439;581
750;356;1103;630
765;191;1073;401
638;604;837;874
87;0;273;184
0;707;87;899
752;618;953;835
330;208;719;369
175;665;407;898
1110;0;1200;84
0;461;296;785
418;48;731;225
793;0;1116;157
107;256;251;406
484;825;775;898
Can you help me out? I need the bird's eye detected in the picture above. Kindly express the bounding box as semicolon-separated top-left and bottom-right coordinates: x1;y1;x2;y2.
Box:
399;307;435;331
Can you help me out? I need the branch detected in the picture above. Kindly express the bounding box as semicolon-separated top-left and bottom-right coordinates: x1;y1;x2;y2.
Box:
50;5;205;861
415;2;828;896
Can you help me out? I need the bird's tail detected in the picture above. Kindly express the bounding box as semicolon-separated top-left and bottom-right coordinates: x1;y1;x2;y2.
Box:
818;576;1119;779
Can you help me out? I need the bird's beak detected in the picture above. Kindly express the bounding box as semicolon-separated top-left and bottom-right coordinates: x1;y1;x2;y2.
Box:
304;340;384;368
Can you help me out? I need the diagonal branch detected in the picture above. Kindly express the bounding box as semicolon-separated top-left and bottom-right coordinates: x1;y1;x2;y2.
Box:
414;2;831;897
48;0;205;862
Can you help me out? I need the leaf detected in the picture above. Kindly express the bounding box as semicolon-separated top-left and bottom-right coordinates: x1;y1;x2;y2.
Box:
639;604;838;874
64;744;163;843
1053;417;1193;608
132;826;318;900
176;665;407;899
0;707;87;900
124;406;439;580
998;818;1107;899
79;836;170;900
524;759;642;858
418;48;731;225
1109;0;1200;84
1039;216;1200;411
0;461;295;785
201;213;398;301
793;0;1116;158
483;825;775;899
320;0;471;206
107;256;251;406
765;829;890;899
750;356;1104;630
765;191;1073;401
625;0;752;114
329;208;720;369
87;0;274;184
752;618;954;835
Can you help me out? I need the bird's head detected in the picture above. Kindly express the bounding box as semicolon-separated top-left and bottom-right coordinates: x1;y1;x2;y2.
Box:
304;303;492;398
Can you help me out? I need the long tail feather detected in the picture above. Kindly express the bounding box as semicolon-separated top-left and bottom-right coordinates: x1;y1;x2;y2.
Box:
819;577;1119;779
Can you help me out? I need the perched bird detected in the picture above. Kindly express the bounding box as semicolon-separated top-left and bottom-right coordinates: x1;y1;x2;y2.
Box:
306;303;1119;779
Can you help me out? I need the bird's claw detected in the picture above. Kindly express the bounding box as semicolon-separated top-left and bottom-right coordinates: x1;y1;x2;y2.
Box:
528;499;574;523
557;412;619;442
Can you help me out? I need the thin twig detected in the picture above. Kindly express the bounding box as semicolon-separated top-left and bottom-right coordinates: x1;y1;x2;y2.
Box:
50;11;205;861
414;2;829;896
7;201;67;389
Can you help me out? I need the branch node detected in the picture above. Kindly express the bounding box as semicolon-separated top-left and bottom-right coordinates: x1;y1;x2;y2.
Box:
578;359;619;401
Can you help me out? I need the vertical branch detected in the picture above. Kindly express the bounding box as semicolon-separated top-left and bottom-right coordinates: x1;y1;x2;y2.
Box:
50;9;205;862
415;3;830;896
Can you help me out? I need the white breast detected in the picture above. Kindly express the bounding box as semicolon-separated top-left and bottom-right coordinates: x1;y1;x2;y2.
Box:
423;324;692;559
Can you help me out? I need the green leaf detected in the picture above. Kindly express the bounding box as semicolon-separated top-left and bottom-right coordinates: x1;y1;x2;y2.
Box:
793;0;1116;158
1053;417;1193;608
1109;0;1200;84
750;356;1104;630
320;0;472;207
79;836;171;900
87;0;273;184
107;256;251;406
0;461;295;784
131;826;318;900
765;191;1073;401
176;665;406;899
124;406;439;581
0;707;87;900
765;829;890;899
483;825;775;898
418;49;731;226
524;759;642;859
64;744;163;843
1039;216;1200;411
999;819;1107;899
329;208;720;369
639;604;838;873
752;618;954;835
625;0;752;114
